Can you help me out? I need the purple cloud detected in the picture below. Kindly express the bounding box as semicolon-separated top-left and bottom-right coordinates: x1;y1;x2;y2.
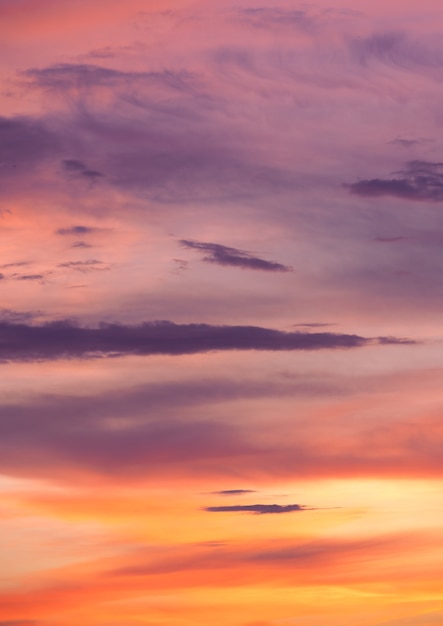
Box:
212;489;256;496
62;159;104;180
205;504;307;514
57;260;109;272
180;240;293;272
56;225;99;236
0;319;412;362
348;161;443;201
0;115;59;174
349;31;443;71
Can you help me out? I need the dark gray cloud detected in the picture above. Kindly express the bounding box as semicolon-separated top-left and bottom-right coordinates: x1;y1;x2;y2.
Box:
212;489;256;496
56;225;99;236
348;161;443;201
0;319;410;362
180;240;293;272
205;504;306;514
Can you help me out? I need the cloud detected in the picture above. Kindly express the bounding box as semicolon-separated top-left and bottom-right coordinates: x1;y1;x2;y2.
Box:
14;274;44;281
106;532;417;583
0;319;410;362
0;622;39;626
56;225;99;236
349;31;443;72
0;261;31;268
0;309;42;323
0;116;59;174
20;61;302;205
292;323;335;328
0;373;347;480
180;240;293;272
212;489;256;496
57;259;109;272
61;158;104;180
205;504;307;514
24;63;196;93
236;6;358;32
237;7;315;31
71;241;92;248
348;161;443;201
373;237;408;243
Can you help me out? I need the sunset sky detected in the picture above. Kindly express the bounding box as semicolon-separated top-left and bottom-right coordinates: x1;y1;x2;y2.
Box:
2;1;443;625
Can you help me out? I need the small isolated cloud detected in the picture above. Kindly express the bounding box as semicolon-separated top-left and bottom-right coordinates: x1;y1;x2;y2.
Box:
72;241;92;249
390;138;423;148
14;274;44;281
205;504;307;514
172;258;189;274
180;240;293;272
348;161;443;201
56;225;99;236
61;158;104;181
57;259;109;273
212;489;256;496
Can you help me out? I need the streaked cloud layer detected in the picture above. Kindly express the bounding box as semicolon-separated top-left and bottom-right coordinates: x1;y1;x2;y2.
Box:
1;1;443;625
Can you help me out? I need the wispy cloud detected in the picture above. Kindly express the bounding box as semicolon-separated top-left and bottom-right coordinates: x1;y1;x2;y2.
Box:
212;489;256;496
205;504;308;514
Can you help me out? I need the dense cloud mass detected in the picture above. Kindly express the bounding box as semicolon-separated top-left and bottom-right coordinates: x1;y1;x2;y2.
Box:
0;319;411;361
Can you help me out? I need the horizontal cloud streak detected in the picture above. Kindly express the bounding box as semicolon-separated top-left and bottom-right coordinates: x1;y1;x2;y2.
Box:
205;504;307;514
0;319;411;362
